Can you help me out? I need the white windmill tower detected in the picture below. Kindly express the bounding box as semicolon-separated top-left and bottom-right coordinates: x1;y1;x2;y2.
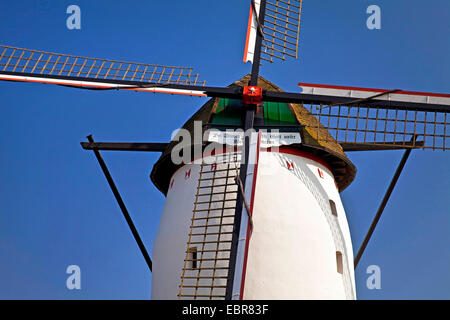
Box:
150;75;357;299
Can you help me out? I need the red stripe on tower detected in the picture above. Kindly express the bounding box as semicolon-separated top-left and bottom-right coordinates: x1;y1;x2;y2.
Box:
239;130;262;299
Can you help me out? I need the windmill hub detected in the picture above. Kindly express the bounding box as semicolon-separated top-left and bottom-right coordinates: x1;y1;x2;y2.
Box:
243;85;263;105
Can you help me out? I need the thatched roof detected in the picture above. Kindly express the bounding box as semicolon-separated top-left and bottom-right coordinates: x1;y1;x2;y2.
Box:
150;75;356;194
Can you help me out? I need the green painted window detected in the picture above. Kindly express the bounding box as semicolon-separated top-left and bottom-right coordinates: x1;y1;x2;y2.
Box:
263;101;297;125
211;98;297;126
211;98;243;125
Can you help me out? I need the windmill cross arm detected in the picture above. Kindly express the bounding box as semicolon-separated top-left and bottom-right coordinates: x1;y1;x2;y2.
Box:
0;70;242;99
263;91;450;113
2;63;450;113
0;44;215;97
328;89;401;107
258;86;450;113
290;83;450;113
251;0;266;39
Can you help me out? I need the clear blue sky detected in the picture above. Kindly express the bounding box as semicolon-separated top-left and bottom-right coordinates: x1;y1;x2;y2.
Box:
0;0;449;299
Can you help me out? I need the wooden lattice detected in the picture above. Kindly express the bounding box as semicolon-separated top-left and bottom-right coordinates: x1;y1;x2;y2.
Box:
0;45;205;85
262;0;303;63
305;104;450;151
178;153;240;300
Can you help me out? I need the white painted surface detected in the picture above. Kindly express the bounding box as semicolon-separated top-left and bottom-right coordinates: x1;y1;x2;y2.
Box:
151;149;356;300
0;74;207;96
299;83;450;106
151;163;200;299
243;0;261;64
243;150;356;299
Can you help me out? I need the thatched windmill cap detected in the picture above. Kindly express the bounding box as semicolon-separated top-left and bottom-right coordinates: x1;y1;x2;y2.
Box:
150;75;356;194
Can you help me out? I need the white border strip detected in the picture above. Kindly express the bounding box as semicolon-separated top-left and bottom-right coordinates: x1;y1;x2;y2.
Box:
299;84;450;106
243;0;261;64
0;74;207;97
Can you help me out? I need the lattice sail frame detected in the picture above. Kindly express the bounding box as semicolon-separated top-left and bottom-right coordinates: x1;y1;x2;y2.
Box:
303;104;450;151
261;0;303;63
0;45;205;85
178;153;241;300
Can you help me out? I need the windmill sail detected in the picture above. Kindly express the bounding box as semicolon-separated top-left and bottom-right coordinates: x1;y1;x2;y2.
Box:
243;0;263;64
244;0;303;64
296;83;450;151
1;44;448;151
0;45;206;96
261;0;303;63
178;154;240;300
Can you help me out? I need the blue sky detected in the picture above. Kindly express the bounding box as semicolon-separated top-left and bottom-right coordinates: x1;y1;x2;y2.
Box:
0;0;449;299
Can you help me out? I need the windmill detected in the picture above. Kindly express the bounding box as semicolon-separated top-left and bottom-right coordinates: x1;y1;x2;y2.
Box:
0;0;449;300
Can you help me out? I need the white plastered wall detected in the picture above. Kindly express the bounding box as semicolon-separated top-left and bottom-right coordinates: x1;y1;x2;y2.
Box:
151;150;356;300
243;151;356;299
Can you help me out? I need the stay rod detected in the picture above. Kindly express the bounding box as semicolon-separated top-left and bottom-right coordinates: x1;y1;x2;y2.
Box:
86;134;152;272
354;144;414;269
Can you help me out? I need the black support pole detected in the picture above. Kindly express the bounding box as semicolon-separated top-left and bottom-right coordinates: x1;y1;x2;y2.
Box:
81;141;168;152
86;135;153;273
225;0;267;300
249;0;267;86
354;145;413;269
